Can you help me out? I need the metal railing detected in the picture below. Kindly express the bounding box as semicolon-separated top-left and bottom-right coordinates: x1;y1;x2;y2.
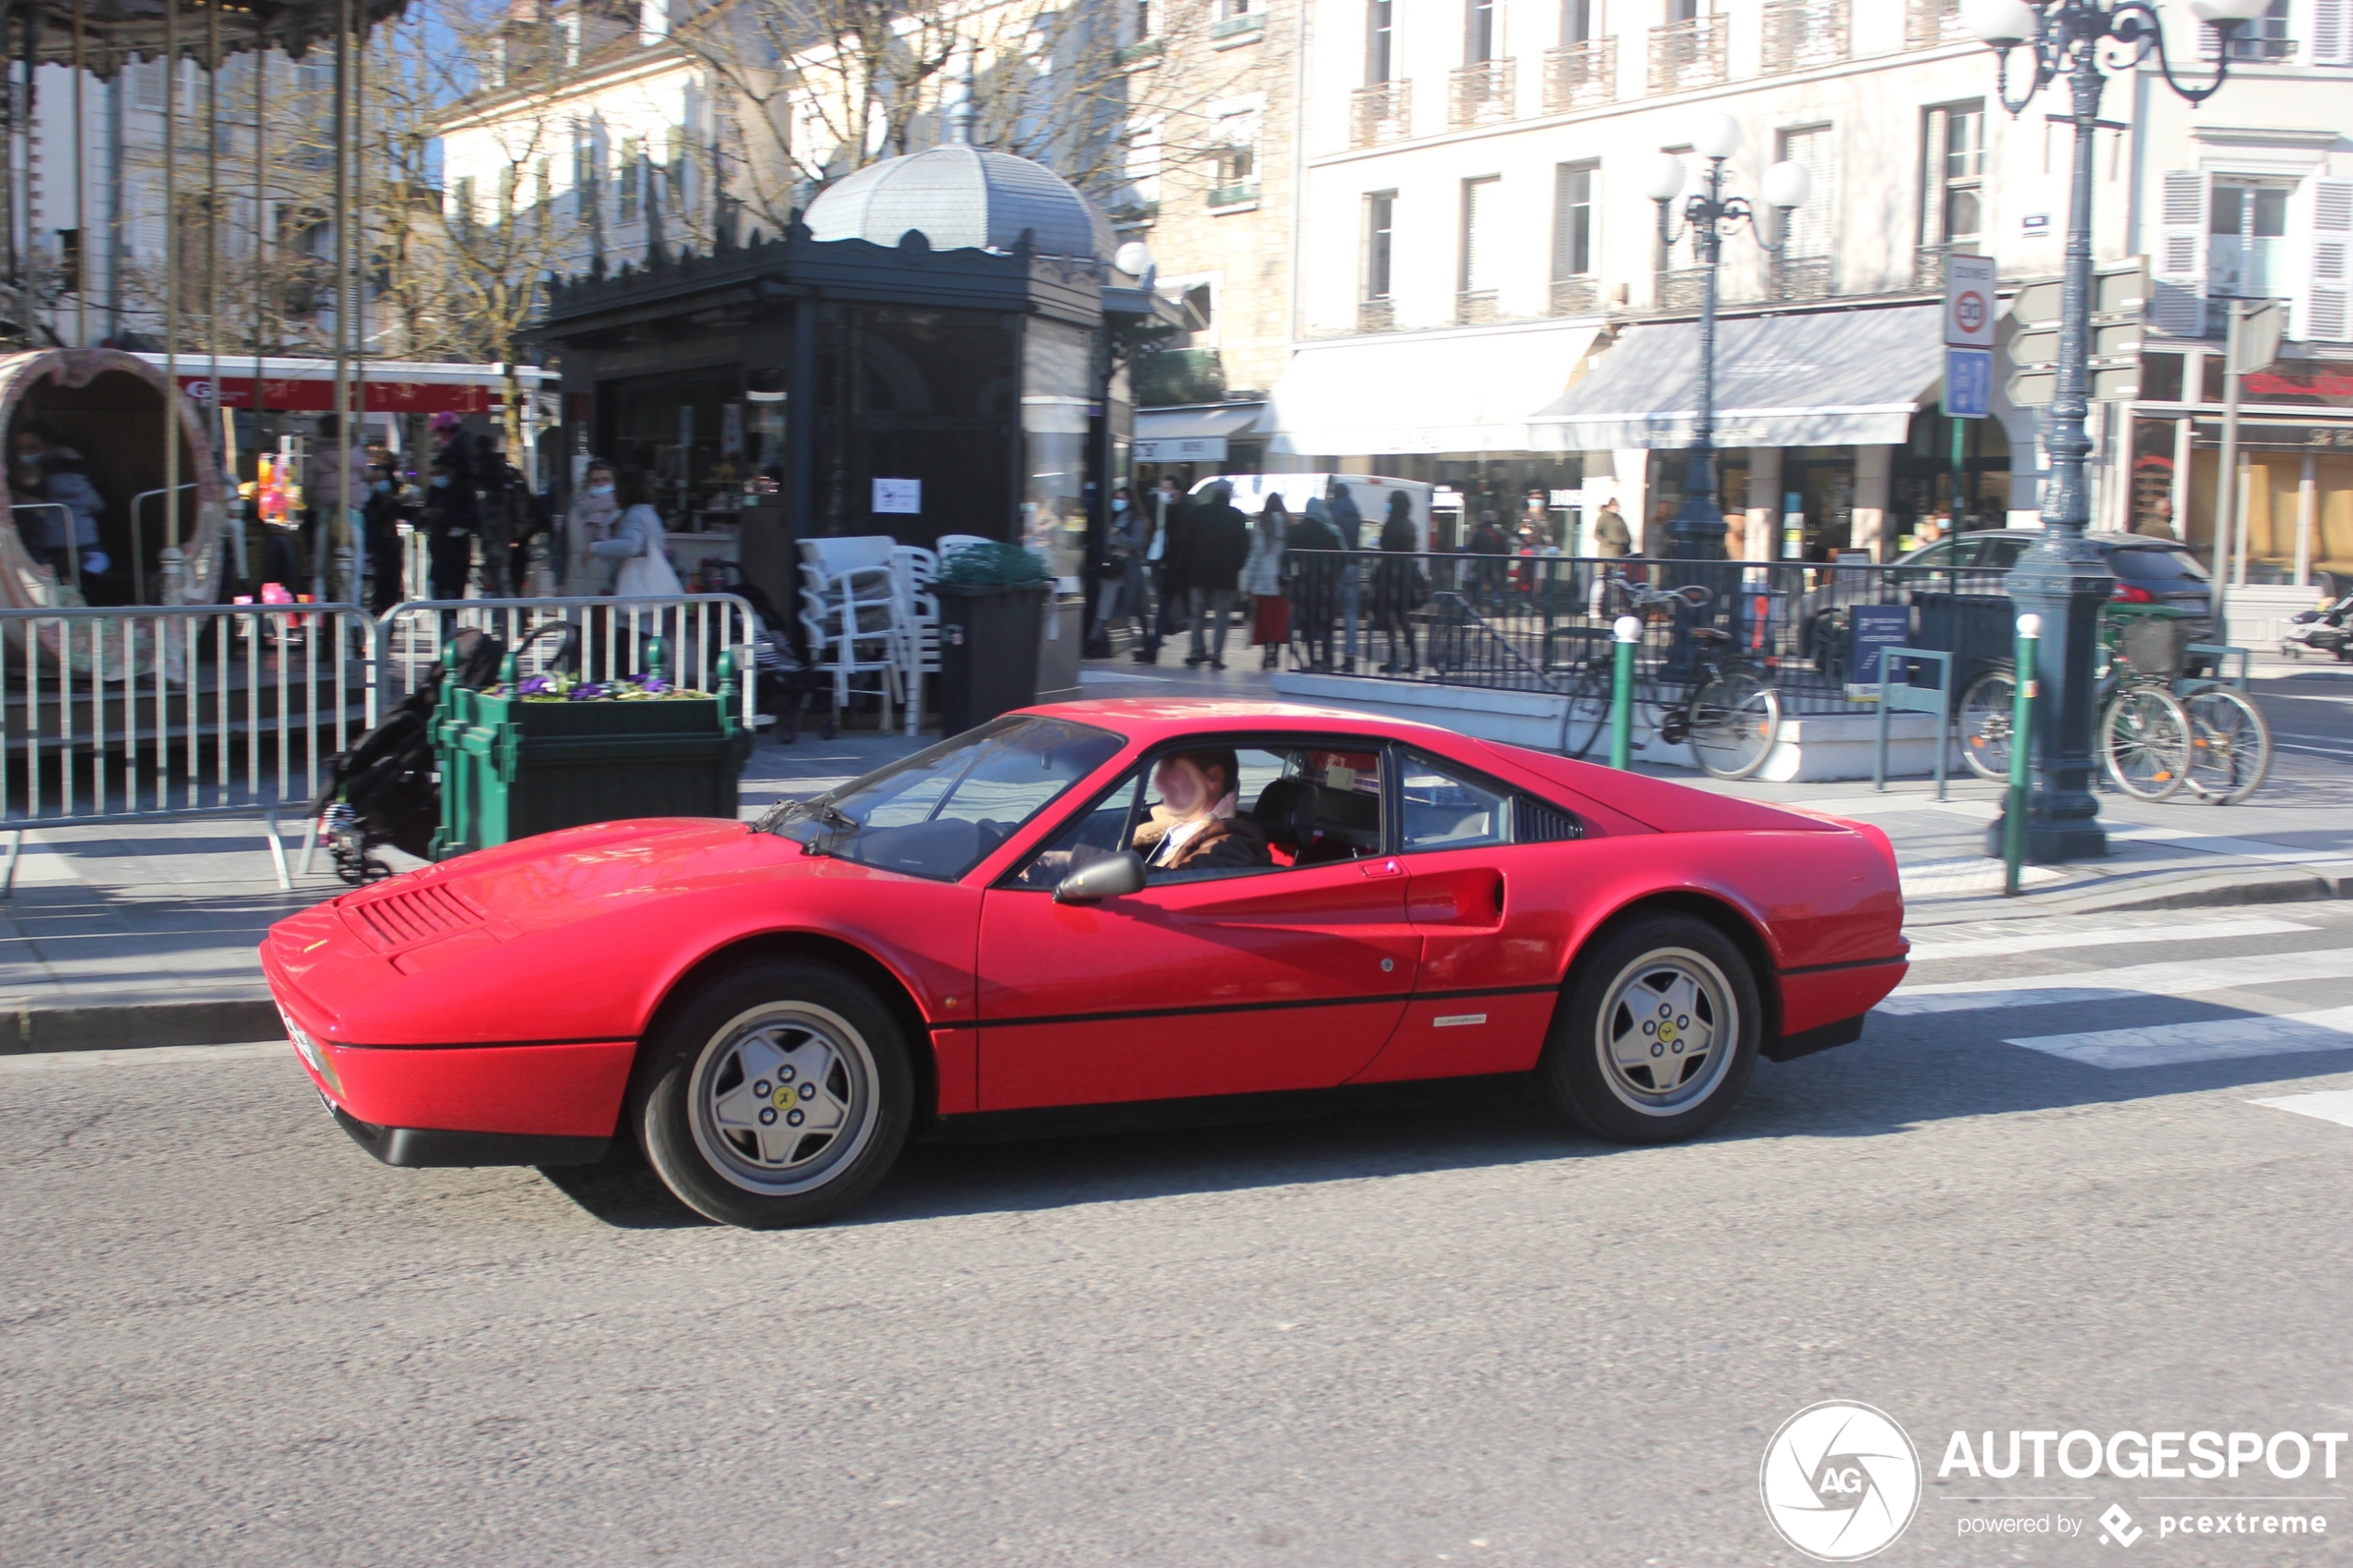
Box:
375;594;761;727
129;484;200;605
1552;277;1603;316
1350;81;1413;147
1542;38;1616;112
1448;57;1516;128
0;602;378;892
1648;14;1728;94
1456;291;1502;324
1761;0;1848;72
1275;552;2020;721
1655;268;1710;311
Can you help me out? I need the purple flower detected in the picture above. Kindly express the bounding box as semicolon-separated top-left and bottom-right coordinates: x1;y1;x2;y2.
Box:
568;683;606;701
639;675;670;694
518;675;553;696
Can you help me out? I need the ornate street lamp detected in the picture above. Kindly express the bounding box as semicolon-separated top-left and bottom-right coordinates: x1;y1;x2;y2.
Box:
1961;0;2266;860
1643;112;1812;561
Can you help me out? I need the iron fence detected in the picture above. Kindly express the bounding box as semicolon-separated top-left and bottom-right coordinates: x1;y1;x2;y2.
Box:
1277;552;2017;718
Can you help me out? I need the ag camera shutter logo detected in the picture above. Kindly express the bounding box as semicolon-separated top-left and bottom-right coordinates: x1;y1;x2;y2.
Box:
1759;1401;1922;1561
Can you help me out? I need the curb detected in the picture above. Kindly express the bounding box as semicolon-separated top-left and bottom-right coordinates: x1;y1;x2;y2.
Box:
3;997;281;1055
1907;864;2351;926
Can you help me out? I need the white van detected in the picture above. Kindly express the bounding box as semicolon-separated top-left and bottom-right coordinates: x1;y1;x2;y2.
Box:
1188;473;1435;552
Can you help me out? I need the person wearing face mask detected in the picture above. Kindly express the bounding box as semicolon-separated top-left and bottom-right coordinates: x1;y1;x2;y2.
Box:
1088;486;1150;656
562;460;621;595
417;450;478;601
361;461;412;614
1128;748;1267;874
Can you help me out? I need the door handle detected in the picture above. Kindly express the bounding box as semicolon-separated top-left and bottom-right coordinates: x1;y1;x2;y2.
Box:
1360;857;1404;880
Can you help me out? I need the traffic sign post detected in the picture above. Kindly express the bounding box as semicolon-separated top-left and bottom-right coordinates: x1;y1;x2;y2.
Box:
2003;259;2146;408
1944;348;1992;420
1944;255;1996;348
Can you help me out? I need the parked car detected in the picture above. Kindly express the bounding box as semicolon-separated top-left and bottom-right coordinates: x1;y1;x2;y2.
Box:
1800;529;2215;675
264;701;1908;1229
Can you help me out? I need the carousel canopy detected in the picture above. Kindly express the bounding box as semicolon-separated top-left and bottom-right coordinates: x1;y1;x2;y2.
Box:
10;0;411;77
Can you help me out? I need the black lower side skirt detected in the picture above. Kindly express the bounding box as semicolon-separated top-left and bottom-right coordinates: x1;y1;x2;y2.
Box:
1762;1013;1867;1063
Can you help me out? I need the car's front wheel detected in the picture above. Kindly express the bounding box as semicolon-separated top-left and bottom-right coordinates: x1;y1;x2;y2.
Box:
1537;915;1761;1144
637;960;912;1228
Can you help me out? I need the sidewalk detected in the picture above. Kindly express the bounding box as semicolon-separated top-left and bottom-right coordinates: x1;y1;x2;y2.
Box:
2;652;2344;1050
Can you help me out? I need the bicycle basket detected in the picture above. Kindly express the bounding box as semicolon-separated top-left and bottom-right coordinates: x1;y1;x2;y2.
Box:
2119;614;2189;677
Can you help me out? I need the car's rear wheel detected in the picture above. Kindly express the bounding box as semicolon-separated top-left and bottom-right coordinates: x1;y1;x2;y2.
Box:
1537;915;1761;1145
637;960;912;1228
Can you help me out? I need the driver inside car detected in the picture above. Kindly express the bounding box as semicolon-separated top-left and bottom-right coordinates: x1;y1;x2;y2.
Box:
1130;749;1270;876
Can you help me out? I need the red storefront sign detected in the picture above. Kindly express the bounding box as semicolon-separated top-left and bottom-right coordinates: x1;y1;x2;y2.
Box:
177;375;501;414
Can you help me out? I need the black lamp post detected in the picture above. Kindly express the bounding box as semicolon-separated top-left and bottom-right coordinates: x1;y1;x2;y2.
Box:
1963;0;2264;860
1642;113;1812;561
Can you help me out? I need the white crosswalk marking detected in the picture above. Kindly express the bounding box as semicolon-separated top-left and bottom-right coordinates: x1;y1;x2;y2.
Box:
1881;947;2353;1016
2250;1090;2353;1128
1906;916;2314;964
2007;1007;2353;1069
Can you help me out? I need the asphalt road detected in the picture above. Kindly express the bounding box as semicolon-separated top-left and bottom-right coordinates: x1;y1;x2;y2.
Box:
2253;662;2353;772
6;907;2353;1566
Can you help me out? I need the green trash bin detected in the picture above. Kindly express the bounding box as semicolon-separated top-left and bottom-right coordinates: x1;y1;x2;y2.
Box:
431;638;752;859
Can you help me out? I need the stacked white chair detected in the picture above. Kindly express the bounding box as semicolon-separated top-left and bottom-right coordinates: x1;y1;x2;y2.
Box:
798;536;901;731
888;546;941;736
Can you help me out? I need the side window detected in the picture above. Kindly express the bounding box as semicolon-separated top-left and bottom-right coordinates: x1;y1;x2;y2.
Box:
1907;540;1957;571
1398;750;1583;851
1003;741;1388;888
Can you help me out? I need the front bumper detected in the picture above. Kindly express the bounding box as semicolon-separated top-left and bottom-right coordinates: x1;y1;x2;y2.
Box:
323;1095;610;1168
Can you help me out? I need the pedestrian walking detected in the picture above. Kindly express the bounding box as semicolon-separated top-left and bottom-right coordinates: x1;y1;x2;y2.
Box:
417;449;479;602
562;460;622;596
592;468;685;598
1468;509;1509;611
361;460;412;615
1372;490;1423;674
472;432;531;598
1326;479;1365;671
1091;485;1152;655
1288;495;1344;671
1186;480;1250;671
1592;496;1631;558
1242;495;1290;670
1147;475;1187;659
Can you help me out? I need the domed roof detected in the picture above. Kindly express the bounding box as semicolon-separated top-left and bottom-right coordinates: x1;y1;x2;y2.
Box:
803;144;1117;264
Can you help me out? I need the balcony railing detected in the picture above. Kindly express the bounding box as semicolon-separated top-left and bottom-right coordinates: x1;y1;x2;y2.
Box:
1648;14;1728;95
1655;269;1709;312
1776;257;1833;302
1903;0;1970;49
1350;81;1413;147
1207;182;1260;209
1913;243;1972;292
1209;11;1263;43
1761;0;1848;73
1541;38;1616;113
1449;58;1516;128
1357;298;1396;332
1551;277;1601;317
1457;291;1501;325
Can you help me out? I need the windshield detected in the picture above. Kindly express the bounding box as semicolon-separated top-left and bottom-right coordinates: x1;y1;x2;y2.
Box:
762;716;1124;881
2107;546;2208;583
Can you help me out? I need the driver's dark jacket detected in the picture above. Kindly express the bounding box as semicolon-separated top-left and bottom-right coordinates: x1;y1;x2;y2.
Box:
1134;813;1270;873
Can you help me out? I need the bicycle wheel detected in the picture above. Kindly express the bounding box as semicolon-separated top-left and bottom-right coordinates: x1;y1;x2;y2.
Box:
1559;667;1610;759
2183;685;2272;805
1687;669;1782;780
2099;686;2192;801
1956;668;2018;783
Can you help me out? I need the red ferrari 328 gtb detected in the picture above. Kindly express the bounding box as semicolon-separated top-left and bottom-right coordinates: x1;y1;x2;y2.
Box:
263;700;1907;1228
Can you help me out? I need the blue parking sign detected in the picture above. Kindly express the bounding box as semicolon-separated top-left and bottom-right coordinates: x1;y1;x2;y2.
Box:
1945;347;1992;419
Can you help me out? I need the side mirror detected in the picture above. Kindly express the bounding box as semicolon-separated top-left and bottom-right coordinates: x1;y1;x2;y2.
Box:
1054;850;1147;905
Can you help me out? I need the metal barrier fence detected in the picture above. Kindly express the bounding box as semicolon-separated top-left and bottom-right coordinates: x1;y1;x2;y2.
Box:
0;602;378;892
1277;552;2017;716
375;595;761;727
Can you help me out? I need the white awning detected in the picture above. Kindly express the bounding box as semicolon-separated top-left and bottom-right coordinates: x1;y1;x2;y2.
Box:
1529;305;1944;451
1255;320;1603;457
1133;402;1267;462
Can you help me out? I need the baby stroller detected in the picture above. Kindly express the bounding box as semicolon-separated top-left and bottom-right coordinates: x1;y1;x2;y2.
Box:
308;624;577;884
2283;586;2352;662
707;563;833;742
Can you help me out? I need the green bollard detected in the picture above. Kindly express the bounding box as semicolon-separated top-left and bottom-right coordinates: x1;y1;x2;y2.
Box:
2004;613;2040;897
1609;613;1641;771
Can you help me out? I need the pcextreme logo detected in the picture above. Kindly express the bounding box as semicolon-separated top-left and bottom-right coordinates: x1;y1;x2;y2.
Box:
1760;1401;1924;1562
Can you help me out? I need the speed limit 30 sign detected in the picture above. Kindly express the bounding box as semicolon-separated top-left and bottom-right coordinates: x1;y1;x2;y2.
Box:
1944;254;1996;347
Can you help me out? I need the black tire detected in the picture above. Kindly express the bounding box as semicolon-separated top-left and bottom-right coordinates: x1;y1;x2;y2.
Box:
1559;668;1610;759
1537;915;1762;1145
635;960;913;1228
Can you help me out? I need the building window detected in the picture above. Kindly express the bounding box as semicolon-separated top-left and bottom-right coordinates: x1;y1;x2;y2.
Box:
1669;0;1700;19
1367;0;1393;82
1135;0;1152;38
1920;100;1983;251
2204;0;2292;60
2209;181;2289;299
1553;162;1595;278
1461;175;1500;295
452;176;477;238
1563;0;1597;44
1466;0;1497;62
1778;124;1834;258
618;138;643;221
1365;191;1395;300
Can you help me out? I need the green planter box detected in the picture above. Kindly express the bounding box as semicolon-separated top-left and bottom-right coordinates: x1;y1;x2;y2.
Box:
430;652;751;860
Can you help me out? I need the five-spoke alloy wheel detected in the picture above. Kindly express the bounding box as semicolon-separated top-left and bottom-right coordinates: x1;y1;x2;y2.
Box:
1538;915;1761;1144
638;960;912;1228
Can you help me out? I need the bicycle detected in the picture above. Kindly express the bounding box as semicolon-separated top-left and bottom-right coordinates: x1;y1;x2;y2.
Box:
1558;577;1783;780
1954;605;2266;803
